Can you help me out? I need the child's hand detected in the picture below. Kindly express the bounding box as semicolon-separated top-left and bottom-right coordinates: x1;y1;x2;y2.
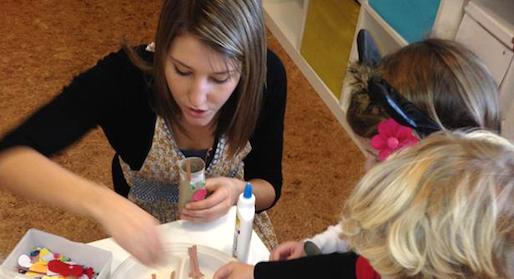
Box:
213;262;254;279
270;241;306;261
180;177;242;222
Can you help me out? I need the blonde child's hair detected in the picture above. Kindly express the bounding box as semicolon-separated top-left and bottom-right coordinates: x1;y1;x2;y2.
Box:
347;39;500;138
341;131;514;278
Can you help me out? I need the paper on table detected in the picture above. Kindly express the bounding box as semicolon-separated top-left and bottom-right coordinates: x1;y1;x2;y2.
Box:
161;206;237;253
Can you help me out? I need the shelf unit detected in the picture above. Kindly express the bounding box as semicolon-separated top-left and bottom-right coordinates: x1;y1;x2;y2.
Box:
262;0;307;50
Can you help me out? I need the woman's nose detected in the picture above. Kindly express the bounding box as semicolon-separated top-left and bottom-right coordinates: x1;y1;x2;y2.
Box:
188;78;209;107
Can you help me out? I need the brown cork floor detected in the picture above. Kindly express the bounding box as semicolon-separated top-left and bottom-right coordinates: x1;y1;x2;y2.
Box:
0;0;364;259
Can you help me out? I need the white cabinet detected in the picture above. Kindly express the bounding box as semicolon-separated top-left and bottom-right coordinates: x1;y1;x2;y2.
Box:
455;0;514;140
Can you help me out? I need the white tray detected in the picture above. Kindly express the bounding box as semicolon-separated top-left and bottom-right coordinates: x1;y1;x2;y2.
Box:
0;228;112;279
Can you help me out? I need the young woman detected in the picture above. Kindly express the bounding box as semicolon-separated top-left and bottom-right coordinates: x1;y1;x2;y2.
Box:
215;130;514;279
0;0;286;265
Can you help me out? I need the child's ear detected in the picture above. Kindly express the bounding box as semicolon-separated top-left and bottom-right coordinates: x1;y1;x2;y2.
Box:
354;136;378;170
356;29;381;66
364;155;378;172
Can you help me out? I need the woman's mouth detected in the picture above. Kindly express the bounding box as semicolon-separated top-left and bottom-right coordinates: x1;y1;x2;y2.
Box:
187;107;208;118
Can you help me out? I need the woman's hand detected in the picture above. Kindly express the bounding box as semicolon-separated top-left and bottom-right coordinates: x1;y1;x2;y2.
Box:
213;262;254;279
270;241;306;261
0;148;165;266
91;188;165;266
180;177;243;222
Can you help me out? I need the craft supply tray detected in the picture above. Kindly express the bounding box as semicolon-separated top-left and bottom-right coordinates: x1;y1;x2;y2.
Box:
0;228;112;279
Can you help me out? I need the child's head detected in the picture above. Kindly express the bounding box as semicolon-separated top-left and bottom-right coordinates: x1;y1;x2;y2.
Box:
347;39;500;139
131;0;266;155
341;131;514;278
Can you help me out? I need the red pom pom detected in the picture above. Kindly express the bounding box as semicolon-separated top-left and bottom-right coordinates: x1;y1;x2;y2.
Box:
48;259;84;277
191;188;208;201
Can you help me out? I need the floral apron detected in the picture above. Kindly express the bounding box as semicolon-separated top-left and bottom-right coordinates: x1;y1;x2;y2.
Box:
119;117;278;249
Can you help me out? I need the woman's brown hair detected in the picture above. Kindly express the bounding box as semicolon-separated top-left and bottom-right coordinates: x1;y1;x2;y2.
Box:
125;0;266;156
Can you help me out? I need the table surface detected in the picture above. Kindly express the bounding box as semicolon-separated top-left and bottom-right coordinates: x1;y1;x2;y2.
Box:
88;206;270;274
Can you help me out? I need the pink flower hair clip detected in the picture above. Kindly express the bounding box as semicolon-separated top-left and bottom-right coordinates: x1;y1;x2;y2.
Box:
371;118;419;161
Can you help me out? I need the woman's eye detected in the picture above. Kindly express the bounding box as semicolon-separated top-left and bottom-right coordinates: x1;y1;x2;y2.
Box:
210;76;230;84
174;66;191;76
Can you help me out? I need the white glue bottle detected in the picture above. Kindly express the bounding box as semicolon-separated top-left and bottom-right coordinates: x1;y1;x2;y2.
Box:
233;182;255;263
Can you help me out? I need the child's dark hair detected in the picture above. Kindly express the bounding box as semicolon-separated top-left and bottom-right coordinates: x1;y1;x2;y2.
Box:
347;39;500;138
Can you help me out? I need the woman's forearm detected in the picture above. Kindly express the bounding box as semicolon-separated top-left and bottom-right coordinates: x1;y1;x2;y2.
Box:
0;146;165;265
0;146;114;219
247;178;275;211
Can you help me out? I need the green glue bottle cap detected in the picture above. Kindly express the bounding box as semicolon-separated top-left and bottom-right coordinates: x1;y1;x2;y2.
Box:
243;183;253;199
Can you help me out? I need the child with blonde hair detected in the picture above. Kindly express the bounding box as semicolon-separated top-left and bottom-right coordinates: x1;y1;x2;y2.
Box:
214;130;514;278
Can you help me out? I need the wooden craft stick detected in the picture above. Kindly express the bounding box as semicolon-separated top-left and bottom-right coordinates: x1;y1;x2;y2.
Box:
152;273;156;279
188;245;204;279
170;270;175;279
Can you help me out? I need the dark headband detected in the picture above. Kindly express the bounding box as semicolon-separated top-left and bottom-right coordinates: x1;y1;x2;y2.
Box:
367;77;441;137
357;29;441;137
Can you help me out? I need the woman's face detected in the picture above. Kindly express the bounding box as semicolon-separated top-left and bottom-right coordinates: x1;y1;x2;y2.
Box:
165;33;241;129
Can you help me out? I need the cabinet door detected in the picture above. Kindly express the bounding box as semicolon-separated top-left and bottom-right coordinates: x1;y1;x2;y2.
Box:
456;13;514;140
300;0;359;99
499;63;514;141
456;15;513;86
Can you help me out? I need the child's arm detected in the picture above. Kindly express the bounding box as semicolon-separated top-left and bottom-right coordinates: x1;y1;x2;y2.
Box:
307;224;349;254
270;224;349;261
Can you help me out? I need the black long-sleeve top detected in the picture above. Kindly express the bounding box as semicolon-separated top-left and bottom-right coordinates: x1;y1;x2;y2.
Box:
0;46;287;208
255;252;358;278
255;252;381;279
